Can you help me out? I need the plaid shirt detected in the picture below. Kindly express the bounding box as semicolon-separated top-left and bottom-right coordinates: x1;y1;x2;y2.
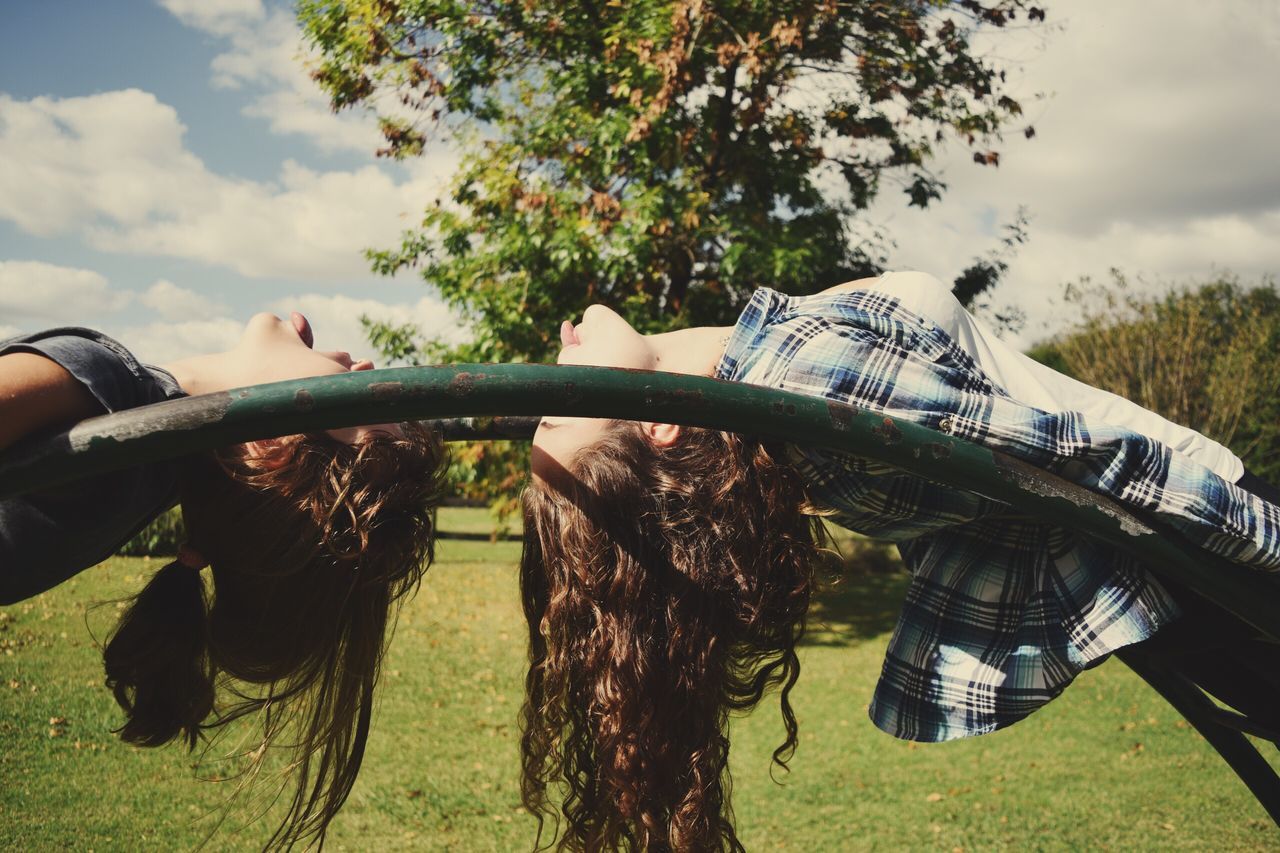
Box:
716;287;1280;742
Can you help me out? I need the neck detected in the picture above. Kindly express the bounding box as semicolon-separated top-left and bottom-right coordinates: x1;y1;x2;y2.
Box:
647;326;735;377
160;352;231;397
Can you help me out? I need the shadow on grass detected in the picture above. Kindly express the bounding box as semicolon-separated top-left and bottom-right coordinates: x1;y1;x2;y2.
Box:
802;538;910;649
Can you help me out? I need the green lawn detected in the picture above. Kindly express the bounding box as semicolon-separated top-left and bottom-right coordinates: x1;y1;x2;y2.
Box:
1;509;1276;850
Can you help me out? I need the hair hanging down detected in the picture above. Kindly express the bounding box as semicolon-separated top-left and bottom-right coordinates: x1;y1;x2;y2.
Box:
102;421;446;849
520;422;823;851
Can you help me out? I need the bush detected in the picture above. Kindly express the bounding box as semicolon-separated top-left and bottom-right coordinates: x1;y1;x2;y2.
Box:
117;505;185;557
1031;271;1280;483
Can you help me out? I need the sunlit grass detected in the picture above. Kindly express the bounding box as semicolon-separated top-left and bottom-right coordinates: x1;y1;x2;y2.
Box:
1;509;1276;850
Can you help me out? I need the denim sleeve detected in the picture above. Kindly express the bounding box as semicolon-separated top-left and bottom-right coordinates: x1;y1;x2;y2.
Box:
0;326;183;410
0;328;186;604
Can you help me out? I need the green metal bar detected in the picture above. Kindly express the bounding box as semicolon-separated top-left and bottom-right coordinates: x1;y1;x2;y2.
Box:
3;362;1279;822
433;415;539;441
1;363;1278;640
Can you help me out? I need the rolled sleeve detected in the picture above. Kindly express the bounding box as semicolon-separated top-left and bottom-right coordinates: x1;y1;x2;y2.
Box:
0;328;186;603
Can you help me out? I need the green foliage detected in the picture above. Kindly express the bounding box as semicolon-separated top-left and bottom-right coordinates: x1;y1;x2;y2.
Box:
951;206;1030;336
302;0;1044;356
1034;271;1280;484
445;438;528;519
303;0;1047;503
1022;339;1072;376
358;315;530;517
117;506;185;557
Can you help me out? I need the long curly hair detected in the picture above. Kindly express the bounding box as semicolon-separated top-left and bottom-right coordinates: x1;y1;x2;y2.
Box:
101;421;446;848
520;421;823;851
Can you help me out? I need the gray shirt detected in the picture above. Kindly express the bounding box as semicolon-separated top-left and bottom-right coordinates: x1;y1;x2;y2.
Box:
0;328;186;603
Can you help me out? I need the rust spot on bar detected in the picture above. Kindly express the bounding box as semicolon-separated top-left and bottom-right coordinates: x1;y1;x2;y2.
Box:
996;456;1152;537
826;402;854;432
870;416;902;445
448;372;481;396
771;401;798;416
369;381;404;399
69;391;237;453
294;389;315;412
927;442;951;460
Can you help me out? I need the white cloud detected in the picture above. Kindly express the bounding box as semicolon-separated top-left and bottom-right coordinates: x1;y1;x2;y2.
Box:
861;0;1280;348
949;1;1280;235
162;1;387;155
239;86;381;154
0;260;130;322
0;89;456;281
264;293;464;365
113;292;460;364
0;260;238;360
88;156;445;280
0;91;204;237
115;318;245;365
156;0;264;37
140;279;229;320
0;258;459;365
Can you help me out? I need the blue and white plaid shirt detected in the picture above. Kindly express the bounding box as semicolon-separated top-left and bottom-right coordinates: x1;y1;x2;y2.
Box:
716;287;1280;742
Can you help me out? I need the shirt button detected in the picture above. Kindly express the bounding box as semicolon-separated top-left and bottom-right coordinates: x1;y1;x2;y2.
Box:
938;416;953;433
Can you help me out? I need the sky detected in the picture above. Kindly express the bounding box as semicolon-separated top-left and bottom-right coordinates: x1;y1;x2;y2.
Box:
1;0;1278;364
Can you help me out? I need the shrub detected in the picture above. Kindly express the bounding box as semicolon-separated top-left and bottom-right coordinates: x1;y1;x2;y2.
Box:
117;505;185;557
1032;271;1280;483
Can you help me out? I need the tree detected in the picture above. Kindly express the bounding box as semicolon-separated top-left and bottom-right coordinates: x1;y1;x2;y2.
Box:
300;0;1045;513
1029;271;1280;484
302;0;1044;362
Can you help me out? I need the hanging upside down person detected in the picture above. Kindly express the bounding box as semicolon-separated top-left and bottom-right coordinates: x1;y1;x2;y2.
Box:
0;314;446;848
522;270;1280;850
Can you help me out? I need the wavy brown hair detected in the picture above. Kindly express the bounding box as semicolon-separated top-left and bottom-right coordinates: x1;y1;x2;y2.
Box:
102;421;446;848
520;421;823;851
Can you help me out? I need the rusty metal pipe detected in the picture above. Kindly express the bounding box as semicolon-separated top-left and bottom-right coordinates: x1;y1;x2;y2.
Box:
1;363;1277;639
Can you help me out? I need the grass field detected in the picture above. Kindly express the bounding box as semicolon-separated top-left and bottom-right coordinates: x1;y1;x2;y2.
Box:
2;509;1277;851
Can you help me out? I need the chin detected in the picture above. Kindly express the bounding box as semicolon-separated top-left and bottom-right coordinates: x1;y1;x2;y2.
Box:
556;347;585;367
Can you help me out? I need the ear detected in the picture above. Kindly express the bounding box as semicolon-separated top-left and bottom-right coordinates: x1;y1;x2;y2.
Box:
641;421;681;447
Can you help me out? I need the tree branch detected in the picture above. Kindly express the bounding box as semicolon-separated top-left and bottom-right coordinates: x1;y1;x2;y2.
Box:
702;56;741;191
